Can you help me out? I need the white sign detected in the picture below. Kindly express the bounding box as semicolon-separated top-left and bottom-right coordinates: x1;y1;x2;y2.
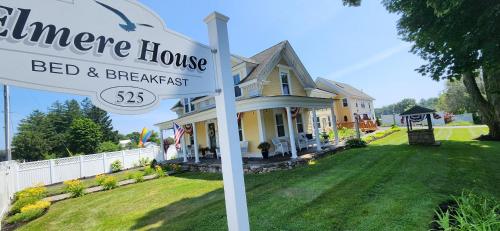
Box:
0;0;217;114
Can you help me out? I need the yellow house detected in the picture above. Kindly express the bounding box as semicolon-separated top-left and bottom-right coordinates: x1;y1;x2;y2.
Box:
155;41;340;160
312;77;376;132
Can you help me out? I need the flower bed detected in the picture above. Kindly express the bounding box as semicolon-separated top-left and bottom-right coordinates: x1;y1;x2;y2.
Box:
362;126;401;143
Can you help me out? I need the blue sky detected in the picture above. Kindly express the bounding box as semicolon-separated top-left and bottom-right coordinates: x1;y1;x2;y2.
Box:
0;0;444;148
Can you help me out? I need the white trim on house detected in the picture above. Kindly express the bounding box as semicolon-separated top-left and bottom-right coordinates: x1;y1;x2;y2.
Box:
155;96;333;129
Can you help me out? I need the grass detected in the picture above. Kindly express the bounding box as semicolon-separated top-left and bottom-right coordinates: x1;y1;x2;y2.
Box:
17;127;500;231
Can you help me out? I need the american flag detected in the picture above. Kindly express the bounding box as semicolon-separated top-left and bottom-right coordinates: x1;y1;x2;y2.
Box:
173;123;185;149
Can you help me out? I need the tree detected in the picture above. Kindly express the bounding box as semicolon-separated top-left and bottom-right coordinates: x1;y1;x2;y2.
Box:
346;0;500;139
81;98;119;143
12;111;54;161
418;97;438;110
68;118;103;155
437;80;479;114
375;98;416;117
97;141;121;153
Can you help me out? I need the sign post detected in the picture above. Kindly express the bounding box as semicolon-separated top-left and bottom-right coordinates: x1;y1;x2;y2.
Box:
205;12;250;231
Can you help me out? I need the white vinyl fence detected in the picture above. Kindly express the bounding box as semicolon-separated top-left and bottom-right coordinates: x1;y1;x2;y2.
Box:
0;161;18;223
1;146;162;193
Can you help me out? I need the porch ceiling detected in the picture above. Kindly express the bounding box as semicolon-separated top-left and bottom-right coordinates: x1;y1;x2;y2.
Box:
155;95;333;129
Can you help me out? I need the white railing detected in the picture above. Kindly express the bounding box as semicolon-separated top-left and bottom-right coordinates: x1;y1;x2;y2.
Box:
1;146;162;192
0;161;18;223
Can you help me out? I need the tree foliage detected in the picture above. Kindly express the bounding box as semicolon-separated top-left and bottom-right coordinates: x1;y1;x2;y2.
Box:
437;80;481;115
347;0;500;139
375;98;416;117
68;118;103;155
12;99;122;161
12;111;54;161
81;98;119;143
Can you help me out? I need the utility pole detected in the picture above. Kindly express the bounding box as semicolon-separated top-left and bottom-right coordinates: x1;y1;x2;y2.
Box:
4;85;11;161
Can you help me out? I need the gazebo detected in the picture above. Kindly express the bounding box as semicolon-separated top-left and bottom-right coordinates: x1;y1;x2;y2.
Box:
400;105;440;145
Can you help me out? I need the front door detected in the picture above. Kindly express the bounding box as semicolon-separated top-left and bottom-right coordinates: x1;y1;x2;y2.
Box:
208;123;217;149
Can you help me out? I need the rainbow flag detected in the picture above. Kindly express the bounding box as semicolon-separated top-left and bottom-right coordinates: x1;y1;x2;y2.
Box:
138;128;152;147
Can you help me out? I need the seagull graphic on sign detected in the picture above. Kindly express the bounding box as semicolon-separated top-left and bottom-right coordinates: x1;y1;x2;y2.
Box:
95;0;153;32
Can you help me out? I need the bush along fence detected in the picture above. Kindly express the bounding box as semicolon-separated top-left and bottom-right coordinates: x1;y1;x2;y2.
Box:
0;147;163;224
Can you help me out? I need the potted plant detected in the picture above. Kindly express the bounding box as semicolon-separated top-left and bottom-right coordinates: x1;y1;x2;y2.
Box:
257;142;271;159
199;146;208;157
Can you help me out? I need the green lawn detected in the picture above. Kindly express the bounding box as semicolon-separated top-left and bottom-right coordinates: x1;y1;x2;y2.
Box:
19;126;500;231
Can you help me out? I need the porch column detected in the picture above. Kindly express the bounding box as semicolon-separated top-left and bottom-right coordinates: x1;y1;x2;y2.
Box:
181;135;187;162
330;107;339;145
312;109;322;151
286;107;298;159
256;109;266;143
192;123;200;163
159;129;165;161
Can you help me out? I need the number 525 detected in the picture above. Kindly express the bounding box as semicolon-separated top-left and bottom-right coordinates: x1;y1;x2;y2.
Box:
116;91;144;104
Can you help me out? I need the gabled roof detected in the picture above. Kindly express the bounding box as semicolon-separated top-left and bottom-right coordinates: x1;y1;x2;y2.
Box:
241;41;316;88
316;77;375;100
400;105;435;116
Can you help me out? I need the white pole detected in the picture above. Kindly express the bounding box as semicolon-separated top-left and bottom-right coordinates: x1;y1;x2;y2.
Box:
4;85;11;161
205;12;250;231
312;109;321;151
330;106;339;145
286;107;297;159
192;123;200;163
159;129;165;161
181;134;187;163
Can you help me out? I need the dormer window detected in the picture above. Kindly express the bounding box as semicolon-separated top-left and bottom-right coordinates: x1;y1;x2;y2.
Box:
183;98;195;113
280;72;290;95
233;74;242;98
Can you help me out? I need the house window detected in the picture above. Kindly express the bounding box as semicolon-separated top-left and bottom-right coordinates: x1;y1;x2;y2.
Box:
316;116;321;129
238;119;243;141
275;114;285;137
189;134;194;146
343;116;348;122
296;113;304;133
368;103;371;109
233;74;242;98
342;98;348;107
280;72;290;95
184;98;195;113
361;102;366;108
328;116;332;127
356;102;358;107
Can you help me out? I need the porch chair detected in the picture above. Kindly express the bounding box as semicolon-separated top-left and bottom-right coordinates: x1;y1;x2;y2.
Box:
299;133;316;149
272;138;289;156
240;141;249;156
296;133;309;150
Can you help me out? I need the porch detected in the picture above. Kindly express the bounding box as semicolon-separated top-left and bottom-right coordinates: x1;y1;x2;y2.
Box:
165;143;344;174
156;95;340;163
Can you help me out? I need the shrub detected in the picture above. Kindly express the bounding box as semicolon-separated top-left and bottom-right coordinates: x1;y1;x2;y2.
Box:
143;166;155;175
346;138;367;148
110;160;122;173
97;141;120;153
132;172;144;183
9;196;40;215
6;206;47;224
63;180;85;197
155;165;166;177
374;132;385;138
14;184;47;201
100;176;118;190
20;200;51;213
95;174;106;185
138;157;151;167
433;191;500;230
